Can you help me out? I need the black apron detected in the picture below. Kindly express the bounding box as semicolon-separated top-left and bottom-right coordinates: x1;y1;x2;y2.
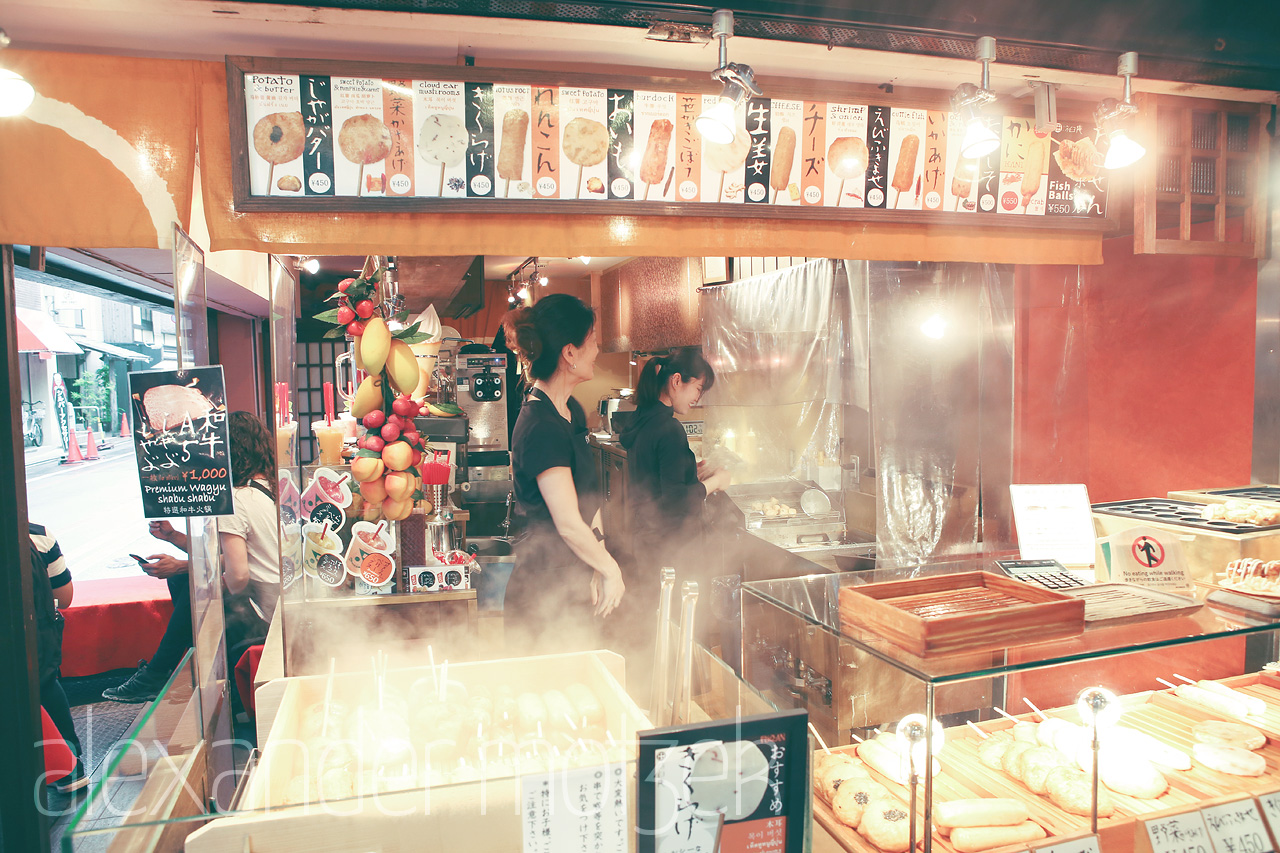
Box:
504;389;603;647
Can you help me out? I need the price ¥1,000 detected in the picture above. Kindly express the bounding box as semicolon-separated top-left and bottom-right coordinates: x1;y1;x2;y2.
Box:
183;468;228;481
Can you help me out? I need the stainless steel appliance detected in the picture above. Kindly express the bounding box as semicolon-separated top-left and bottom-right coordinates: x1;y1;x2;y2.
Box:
456;352;509;452
598;390;635;435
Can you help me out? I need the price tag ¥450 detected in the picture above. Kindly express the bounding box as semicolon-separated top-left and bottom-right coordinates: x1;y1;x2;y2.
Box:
1144;812;1213;853
1202;800;1274;853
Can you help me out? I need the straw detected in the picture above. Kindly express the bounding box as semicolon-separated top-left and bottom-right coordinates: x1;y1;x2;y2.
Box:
965;720;989;739
375;521;386;539
1023;697;1048;721
807;721;830;754
321;657;336;738
321;522;330;541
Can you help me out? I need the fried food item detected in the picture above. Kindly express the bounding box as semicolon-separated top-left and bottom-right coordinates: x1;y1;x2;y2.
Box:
1045;766;1116;817
770;126;797;191
418;114;468;167
1193;720;1266;751
338;114;392;165
705;126;751;173
1021;140;1046;205
828;137;869;180
951;157;977;198
860;803;923;852
832;777;889;828
935;798;1029;829
1098;749;1168;798
253;112;305;165
639;119;674;185
1021;747;1071;795
562;117;609;167
1193;742;1267;776
276;175;302;192
820;757;870;804
497;109;529;180
1055;137;1102;182
976;732;1013;770
891;134;919;192
951;822;1046;853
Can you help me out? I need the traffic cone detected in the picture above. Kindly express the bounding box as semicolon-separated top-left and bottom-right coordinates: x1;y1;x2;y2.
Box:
62;425;84;465
84;424;99;460
120;413;130;438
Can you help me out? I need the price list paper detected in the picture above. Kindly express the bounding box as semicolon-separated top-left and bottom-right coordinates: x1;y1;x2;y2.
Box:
521;763;628;853
1203;799;1274;853
127;366;234;519
1254;792;1280;850
1144;811;1214;853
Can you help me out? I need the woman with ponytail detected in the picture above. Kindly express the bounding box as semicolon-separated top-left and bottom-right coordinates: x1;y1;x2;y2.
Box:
503;294;625;653
618;348;729;629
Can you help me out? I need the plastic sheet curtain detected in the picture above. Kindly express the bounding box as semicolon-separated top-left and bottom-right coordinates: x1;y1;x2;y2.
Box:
857;261;1015;570
700;258;852;484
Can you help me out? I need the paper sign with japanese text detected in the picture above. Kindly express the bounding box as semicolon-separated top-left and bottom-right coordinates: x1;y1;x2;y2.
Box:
128;366;234;520
531;86;561;198
638;708;808;853
521;761;629;853
1143;810;1213;853
414;81;467;197
887;108;927;210
493;84;533;199
674;93;702;202
1203;799;1274;853
824;103;868;208
382;78;416;197
799;100;827;206
559;87;609;200
633;91;678;201
768;99;803;205
921;110;948;210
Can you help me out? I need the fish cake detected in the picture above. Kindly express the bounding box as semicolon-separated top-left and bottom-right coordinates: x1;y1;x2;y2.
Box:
253;111;305;165
338;114;392;165
418;114;468;167
976;732;1013;770
562;117;609;167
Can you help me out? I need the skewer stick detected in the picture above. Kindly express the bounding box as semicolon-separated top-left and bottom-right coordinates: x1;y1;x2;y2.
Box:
564;714;578;731
1023;697;1048;721
838;178;848;207
892;188;901;208
711;813;726;853
716;171;726;203
321;657;336;738
440;659;449;700
503;177;510;198
642;182;651;201
1174;673;1197;684
267;163;275;196
428;645;438;693
1156;678;1179;689
437;163;446;197
994;707;1019;722
574;164;583;199
359;163;366;197
850;731;864;743
808;721;831;754
965;720;989;739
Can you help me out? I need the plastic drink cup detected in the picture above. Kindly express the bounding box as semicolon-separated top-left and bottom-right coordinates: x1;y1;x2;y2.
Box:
345;521;396;578
302;522;343;583
314;423;345;466
276;421;297;469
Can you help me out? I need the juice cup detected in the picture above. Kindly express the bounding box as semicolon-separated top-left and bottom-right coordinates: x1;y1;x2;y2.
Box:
410;340;443;399
313;422;345;466
302;522;344;586
276;421;297;469
346;520;396;578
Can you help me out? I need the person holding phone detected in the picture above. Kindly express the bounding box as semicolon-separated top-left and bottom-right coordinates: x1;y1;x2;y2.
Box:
102;523;191;703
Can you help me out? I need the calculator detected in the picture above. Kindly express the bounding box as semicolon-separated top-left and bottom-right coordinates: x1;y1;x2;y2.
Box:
993;558;1094;590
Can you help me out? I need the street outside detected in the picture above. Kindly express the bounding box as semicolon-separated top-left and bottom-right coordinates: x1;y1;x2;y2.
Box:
25;444;187;582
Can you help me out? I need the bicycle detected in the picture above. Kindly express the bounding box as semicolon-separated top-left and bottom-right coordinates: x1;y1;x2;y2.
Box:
22;400;45;447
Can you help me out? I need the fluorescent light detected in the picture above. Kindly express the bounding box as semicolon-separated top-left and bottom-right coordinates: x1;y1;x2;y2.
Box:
1103;129;1146;169
0;68;34;117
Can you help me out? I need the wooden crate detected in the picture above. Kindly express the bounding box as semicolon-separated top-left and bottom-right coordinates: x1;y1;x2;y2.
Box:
838;572;1085;656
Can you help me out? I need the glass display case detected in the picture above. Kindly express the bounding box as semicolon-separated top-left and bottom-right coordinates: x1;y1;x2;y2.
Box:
743;561;1280;853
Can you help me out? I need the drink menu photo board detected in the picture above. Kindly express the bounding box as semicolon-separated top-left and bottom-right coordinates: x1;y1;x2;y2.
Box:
637;709;809;853
229;57;1111;222
127;366;235;519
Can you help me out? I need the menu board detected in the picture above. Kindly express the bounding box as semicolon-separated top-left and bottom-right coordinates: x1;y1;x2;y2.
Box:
127;366;234;520
637;709;809;853
235;61;1109;218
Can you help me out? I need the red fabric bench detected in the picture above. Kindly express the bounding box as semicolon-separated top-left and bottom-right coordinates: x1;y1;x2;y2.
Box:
61;576;173;677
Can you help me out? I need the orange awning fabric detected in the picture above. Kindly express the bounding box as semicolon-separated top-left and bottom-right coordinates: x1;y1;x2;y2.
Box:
0;50;198;250
16;307;82;355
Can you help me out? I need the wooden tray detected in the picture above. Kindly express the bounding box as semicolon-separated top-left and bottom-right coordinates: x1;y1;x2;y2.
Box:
838;572;1085;656
814;681;1280;853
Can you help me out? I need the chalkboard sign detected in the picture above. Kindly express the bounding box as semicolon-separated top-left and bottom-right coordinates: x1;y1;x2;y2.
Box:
127;366;235;519
638;708;809;853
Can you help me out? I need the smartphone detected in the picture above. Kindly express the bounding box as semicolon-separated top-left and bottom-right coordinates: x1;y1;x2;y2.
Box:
129;554;150;566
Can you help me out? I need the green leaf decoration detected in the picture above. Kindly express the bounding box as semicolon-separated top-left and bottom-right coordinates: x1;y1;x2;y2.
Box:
313;307;343;324
323;325;348;339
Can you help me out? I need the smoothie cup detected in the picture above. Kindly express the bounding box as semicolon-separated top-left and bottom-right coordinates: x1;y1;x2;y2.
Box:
276;421;298;469
345;520;396;578
313;422;345;466
302;522;344;586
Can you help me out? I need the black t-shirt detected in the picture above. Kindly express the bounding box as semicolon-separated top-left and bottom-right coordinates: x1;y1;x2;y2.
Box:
510;389;600;535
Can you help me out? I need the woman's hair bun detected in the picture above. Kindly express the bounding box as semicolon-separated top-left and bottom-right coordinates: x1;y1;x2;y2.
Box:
502;295;594;381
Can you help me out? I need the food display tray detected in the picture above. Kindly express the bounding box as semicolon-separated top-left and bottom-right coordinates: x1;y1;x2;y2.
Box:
837;571;1084;656
813;675;1280;853
1092;498;1280;534
1207;486;1280;503
1062;583;1201;623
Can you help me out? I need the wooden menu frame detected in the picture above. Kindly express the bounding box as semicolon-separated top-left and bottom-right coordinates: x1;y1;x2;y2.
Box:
226;55;1113;232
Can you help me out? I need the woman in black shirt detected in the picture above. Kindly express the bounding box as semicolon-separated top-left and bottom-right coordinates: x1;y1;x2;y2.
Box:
619;348;729;606
504;294;625;652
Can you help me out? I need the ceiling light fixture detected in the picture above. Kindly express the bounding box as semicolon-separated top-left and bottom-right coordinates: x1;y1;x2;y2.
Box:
0;29;35;118
578;256;592;265
1095;52;1146;170
516;286;530;301
950;36;1000;160
694;10;761;146
1030;81;1059;135
301;257;321;274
